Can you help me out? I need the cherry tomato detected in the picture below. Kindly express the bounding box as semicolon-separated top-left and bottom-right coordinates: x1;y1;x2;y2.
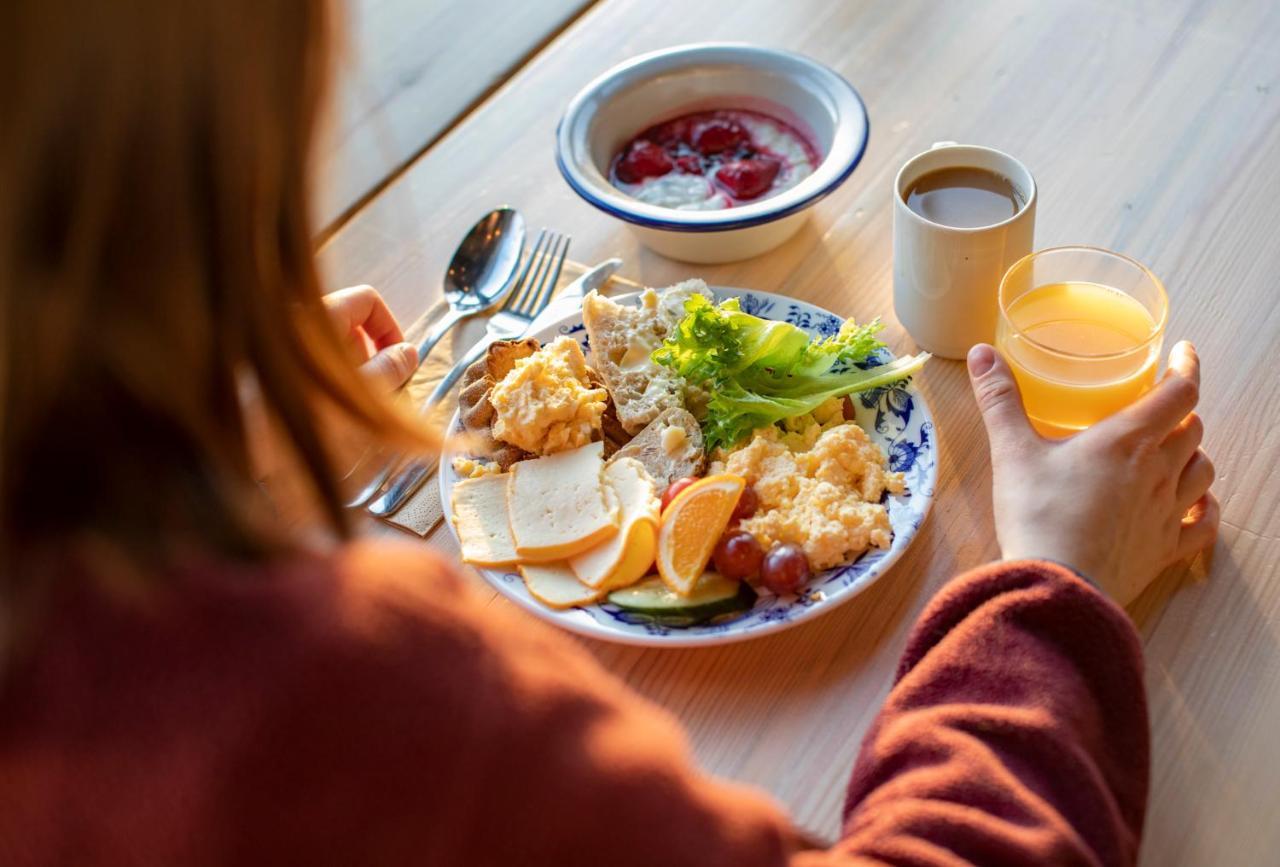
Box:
712;530;764;580
761;543;811;595
731;485;759;522
661;477;698;513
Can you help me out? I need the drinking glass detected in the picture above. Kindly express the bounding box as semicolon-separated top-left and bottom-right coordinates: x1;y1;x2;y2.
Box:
996;246;1168;437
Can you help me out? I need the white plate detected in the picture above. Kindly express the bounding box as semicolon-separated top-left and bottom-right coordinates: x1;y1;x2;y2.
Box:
439;288;937;647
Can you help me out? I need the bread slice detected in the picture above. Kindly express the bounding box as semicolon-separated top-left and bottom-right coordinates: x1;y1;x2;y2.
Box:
508;441;619;562
581;280;711;434
570;457;659;591
518;563;604;609
607;407;705;490
451;473;518;567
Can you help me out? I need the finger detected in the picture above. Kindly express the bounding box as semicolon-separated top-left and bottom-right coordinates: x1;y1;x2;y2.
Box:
968;344;1037;455
1176;449;1215;511
359;342;418;391
1162;411;1204;471
324;285;405;349
1115;341;1200;438
1176;492;1220;561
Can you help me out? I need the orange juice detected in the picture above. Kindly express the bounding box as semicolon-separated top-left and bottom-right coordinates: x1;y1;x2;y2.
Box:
997;281;1159;436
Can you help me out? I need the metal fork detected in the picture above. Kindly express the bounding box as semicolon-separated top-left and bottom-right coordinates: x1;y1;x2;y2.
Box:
354;229;570;515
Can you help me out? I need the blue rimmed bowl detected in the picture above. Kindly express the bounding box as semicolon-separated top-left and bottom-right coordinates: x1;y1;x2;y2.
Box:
556;43;869;264
439;288;936;648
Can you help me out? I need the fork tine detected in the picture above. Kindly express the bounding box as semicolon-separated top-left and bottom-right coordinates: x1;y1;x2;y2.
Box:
516;232;558;316
504;228;548;312
528;234;569;316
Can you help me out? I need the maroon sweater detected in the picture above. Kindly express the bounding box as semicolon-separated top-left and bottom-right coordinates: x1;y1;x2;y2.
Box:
0;543;1147;866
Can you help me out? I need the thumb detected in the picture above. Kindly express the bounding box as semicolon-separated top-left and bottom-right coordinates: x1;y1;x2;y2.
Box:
360;342;418;392
968;344;1035;452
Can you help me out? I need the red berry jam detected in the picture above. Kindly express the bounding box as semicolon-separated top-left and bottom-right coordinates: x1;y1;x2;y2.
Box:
609;108;819;211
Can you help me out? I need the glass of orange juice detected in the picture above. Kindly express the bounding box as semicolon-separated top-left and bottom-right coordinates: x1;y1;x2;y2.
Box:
996;246;1168;437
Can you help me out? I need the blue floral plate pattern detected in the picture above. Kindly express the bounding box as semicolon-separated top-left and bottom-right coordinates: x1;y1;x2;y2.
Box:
439;288;937;647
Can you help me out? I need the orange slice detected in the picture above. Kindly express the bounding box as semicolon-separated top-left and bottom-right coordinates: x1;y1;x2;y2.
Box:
656;474;745;595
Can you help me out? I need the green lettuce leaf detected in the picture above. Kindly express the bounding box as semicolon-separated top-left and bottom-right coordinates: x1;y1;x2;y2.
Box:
653;295;930;451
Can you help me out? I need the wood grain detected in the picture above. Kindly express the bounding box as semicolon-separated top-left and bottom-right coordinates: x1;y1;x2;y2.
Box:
316;0;593;229
320;0;1280;860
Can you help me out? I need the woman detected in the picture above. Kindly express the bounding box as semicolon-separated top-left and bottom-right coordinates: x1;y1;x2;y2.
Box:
0;1;1218;865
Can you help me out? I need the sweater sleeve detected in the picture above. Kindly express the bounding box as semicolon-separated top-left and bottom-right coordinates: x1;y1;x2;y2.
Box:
399;557;1148;867
218;541;803;867
807;559;1149;867
232;548;1146;867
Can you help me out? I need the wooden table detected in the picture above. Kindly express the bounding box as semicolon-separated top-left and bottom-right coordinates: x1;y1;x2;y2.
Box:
317;0;591;229
319;1;1280;862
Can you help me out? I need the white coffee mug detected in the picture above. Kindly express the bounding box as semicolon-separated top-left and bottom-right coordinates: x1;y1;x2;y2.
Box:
892;143;1037;359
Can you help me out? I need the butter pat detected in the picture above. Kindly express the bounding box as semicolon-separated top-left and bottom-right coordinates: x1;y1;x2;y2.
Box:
660;423;687;456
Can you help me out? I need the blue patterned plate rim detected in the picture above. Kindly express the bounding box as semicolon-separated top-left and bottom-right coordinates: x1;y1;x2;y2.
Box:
438;287;938;648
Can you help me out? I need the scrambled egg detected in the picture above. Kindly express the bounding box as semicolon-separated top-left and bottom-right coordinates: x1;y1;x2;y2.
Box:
489;336;607;455
710;399;904;571
451;456;502;478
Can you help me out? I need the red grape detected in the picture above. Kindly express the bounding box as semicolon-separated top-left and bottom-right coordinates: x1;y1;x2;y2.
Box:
731;485;759;521
761;543;811;595
661;477;697;513
712;530;764;580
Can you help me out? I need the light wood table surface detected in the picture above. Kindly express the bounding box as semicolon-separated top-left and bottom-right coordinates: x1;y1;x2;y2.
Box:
317;0;591;229
319;1;1280;862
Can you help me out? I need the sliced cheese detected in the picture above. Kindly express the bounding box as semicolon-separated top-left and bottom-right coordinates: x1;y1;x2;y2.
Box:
451;473;518;567
519;563;603;609
570;457;659;591
508;441;619;562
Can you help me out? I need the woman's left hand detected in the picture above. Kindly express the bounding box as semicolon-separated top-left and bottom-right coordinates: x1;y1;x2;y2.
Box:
323;285;417;391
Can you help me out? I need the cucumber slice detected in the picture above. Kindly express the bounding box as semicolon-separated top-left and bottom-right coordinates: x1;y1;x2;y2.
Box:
607;573;757;628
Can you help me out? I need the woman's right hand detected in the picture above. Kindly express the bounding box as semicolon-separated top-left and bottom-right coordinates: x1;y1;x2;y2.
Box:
967;340;1219;606
323;285;418;391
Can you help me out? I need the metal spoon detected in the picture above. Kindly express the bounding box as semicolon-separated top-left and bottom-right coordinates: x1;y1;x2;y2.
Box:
412;207;526;364
342;207;524;508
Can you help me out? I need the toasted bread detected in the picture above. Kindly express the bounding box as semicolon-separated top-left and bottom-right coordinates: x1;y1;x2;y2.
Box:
456;339;539;470
581;280;710;434
608;408;705;490
589;368;632;457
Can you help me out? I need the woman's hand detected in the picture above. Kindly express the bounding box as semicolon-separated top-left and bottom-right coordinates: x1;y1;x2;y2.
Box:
967;340;1219;606
323;285;417;391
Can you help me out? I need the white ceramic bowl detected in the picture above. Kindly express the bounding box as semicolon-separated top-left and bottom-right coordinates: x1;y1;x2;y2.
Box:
556;43;869;264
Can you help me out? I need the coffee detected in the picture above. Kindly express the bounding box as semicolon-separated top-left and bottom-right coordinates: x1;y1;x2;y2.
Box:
904;166;1023;229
